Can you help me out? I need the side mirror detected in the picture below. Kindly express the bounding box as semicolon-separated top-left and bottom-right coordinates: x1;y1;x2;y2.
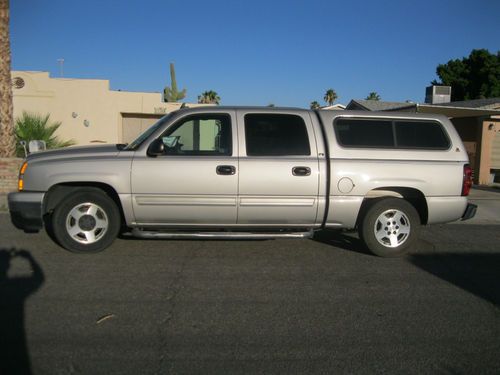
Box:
19;140;28;158
147;139;164;157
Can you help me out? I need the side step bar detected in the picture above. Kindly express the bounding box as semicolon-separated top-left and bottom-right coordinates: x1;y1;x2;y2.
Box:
131;229;314;240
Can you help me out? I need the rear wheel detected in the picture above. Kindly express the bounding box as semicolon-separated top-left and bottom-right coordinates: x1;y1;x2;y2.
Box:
51;189;120;253
359;198;420;257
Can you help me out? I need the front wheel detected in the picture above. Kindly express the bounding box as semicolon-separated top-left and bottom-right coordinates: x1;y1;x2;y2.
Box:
359;198;421;257
51;189;121;253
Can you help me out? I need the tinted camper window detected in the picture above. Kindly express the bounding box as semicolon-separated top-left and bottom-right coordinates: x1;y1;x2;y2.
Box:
334;119;394;148
395;121;450;149
334;118;450;150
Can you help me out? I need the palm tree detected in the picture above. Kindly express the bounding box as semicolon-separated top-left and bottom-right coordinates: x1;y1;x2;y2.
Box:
324;89;338;106
197;90;221;105
365;92;381;101
310;101;321;110
14;112;76;157
0;0;15;157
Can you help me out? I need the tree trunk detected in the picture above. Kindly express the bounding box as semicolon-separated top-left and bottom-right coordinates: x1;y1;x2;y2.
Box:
0;0;16;158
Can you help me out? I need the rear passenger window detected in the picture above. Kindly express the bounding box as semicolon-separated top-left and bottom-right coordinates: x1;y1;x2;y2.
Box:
334;118;450;150
395;121;450;149
245;114;311;156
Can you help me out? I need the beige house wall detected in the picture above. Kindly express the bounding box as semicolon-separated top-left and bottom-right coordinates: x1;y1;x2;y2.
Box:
491;116;500;171
451;113;500;185
11;71;207;145
477;119;497;184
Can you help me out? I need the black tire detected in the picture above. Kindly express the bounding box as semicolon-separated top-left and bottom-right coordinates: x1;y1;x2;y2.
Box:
359;198;421;257
50;189;120;253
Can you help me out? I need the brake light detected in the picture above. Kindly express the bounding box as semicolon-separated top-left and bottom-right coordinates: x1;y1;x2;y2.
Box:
462;164;472;196
18;161;28;191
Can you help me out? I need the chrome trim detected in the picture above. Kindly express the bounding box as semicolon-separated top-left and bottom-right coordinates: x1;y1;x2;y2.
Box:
239;198;315;207
135;196;237;206
130;229;314;239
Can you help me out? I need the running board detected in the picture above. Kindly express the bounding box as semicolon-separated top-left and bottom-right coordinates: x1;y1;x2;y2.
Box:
130;229;314;240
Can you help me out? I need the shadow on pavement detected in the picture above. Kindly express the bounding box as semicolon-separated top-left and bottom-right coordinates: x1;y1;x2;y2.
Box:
313;230;372;256
0;248;45;375
410;253;500;307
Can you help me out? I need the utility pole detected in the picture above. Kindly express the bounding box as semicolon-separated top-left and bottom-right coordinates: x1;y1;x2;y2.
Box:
57;58;64;77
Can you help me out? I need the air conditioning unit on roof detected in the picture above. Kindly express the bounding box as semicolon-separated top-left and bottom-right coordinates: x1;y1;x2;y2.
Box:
425;85;451;104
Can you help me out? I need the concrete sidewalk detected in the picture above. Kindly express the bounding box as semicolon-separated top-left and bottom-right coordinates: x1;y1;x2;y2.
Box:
458;186;500;225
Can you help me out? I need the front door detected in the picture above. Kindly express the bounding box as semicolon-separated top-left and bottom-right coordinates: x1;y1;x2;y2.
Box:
131;111;238;226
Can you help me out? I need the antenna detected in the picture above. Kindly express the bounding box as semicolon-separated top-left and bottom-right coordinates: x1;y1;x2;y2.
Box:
57;58;65;77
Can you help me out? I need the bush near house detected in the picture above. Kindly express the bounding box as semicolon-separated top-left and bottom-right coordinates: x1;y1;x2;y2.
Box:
14;112;76;157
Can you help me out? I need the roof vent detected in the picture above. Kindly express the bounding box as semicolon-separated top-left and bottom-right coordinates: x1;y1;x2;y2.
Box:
425;85;451;104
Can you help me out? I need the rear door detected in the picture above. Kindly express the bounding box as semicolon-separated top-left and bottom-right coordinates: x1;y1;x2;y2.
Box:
236;110;320;225
131;111;238;225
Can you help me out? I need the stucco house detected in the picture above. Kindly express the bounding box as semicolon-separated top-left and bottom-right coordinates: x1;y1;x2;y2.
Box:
11;71;208;146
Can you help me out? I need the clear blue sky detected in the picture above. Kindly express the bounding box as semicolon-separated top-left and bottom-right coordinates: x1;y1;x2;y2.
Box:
10;0;500;107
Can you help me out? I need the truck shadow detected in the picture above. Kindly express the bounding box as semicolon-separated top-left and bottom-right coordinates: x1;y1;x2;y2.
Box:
313;230;372;255
315;231;500;307
0;248;45;375
409;253;500;307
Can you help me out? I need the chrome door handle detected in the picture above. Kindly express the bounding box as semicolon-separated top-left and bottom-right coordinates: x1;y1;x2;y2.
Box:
292;166;311;176
216;165;236;175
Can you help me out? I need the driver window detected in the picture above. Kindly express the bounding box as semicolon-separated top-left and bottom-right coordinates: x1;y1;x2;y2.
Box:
161;114;232;156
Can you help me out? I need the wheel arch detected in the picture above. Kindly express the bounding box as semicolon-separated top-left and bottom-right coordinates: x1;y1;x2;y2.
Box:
357;187;428;226
43;182;126;228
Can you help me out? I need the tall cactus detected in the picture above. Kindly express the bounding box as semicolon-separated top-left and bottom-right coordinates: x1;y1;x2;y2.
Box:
163;62;187;102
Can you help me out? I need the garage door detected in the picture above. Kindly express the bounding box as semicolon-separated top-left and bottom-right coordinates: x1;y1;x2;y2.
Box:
122;114;163;144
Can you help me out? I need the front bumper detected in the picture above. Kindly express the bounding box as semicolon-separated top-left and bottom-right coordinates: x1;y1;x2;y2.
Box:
461;203;477;221
8;192;45;232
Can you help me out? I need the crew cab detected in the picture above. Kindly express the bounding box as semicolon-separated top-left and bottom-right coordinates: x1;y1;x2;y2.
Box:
8;107;476;256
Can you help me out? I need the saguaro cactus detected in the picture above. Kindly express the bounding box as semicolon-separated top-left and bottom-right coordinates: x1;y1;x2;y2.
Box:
163;62;187;102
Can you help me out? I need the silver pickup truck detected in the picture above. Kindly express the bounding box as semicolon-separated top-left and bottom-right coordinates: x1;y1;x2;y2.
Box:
8;107;476;256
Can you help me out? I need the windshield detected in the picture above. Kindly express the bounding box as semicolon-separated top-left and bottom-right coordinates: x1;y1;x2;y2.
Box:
123;113;176;151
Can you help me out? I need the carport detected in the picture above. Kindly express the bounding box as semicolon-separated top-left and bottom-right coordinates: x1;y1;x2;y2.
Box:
416;104;500;185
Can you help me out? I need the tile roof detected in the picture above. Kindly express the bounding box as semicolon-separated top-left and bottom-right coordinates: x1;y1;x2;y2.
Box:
346;99;416;111
432;97;500;109
346;98;500;118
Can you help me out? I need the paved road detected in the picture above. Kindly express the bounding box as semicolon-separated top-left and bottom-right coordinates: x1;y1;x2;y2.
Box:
1;213;499;374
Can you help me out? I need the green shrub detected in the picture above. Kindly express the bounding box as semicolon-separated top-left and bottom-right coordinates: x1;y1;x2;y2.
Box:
15;112;76;157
